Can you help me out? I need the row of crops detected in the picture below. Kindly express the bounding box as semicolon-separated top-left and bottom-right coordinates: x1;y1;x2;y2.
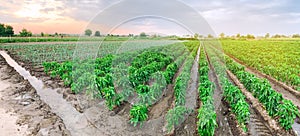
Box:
2;39;299;135
40;41;202;128
205;40;299;132
165;41;199;131
225;55;300;130
0;36;131;43
222;39;300;91
0;40;179;65
205;43;250;132
196;45;217;135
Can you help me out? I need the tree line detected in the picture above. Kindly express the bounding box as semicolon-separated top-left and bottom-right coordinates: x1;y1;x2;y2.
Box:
0;23;14;36
84;29;101;36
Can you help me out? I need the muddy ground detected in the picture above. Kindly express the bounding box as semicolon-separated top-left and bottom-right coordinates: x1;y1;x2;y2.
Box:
0;55;70;136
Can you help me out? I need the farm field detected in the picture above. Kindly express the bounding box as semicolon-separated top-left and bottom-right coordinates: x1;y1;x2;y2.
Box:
0;39;299;136
221;39;300;91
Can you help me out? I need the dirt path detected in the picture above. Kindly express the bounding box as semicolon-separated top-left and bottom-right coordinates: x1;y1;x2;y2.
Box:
0;54;69;135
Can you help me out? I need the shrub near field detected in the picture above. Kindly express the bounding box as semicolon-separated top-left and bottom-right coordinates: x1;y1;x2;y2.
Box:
222;39;300;91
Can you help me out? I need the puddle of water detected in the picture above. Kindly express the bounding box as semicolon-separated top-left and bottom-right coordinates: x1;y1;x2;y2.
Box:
0;51;89;136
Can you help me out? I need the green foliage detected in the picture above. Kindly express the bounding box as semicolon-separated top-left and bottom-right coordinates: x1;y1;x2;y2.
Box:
130;104;148;127
222;39;300;89
0;23;14;36
166;106;190;132
277;99;300;130
85;29;92;36
102;87;120;110
19;28;32;37
136;85;150;94
226;54;299;130
129;51;172;87
197;47;217;135
204;44;250;132
197;102;217;136
94;31;101;36
163;63;178;84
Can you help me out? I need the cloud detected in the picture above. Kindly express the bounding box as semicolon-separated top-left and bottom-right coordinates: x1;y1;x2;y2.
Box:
181;0;300;35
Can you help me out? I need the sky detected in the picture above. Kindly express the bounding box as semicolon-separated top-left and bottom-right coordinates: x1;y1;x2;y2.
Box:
1;0;300;36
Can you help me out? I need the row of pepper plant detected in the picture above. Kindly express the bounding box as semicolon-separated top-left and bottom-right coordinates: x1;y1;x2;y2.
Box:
197;45;217;136
127;43;187;127
225;55;300;130
204;42;250;132
221;39;300;91
166;41;199;132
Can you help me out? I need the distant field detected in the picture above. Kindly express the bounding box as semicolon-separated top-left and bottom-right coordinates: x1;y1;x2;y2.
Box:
0;36;132;43
222;39;300;90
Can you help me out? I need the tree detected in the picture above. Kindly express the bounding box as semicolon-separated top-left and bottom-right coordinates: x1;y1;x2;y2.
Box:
85;29;92;36
128;34;134;37
207;34;213;38
41;32;44;37
194;33;199;39
0;24;14;36
265;33;270;38
0;24;5;36
292;34;300;38
219;33;225;38
139;32;146;37
272;34;282;38
4;25;14;36
246;34;255;39
19;28;32;37
236;33;241;38
94;31;100;36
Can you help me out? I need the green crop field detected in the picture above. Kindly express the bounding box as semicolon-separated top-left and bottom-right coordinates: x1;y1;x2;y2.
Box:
222;39;300;91
0;38;299;136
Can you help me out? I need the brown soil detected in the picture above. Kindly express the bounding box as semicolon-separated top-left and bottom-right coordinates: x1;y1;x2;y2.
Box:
148;84;174;119
0;55;70;135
